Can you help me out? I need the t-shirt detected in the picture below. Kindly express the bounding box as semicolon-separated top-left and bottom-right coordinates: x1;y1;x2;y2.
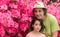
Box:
43;13;60;37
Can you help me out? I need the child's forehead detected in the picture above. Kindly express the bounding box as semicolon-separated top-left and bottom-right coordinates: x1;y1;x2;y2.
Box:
35;20;39;21
34;20;40;23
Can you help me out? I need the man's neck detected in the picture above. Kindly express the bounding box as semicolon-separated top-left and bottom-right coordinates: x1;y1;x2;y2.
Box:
42;15;46;21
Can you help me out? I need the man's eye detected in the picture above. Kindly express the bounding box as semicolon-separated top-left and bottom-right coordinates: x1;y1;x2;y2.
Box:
39;10;41;12
34;10;37;12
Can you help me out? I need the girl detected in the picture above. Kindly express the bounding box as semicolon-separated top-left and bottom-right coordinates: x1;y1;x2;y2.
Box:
26;19;46;37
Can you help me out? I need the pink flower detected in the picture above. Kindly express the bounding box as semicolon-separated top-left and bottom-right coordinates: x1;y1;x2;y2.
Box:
18;33;22;37
14;22;19;29
0;12;15;28
19;21;29;32
0;24;5;37
8;3;18;9
0;4;8;10
6;27;18;36
56;15;60;24
20;14;29;22
4;35;10;37
10;9;20;18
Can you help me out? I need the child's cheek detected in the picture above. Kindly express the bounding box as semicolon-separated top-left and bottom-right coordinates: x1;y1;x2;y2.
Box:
37;26;41;30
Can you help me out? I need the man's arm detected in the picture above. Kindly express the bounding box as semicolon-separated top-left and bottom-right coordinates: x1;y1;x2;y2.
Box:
50;15;60;37
52;31;58;37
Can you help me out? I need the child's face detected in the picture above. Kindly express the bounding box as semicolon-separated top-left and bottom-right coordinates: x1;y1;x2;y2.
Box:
32;20;41;32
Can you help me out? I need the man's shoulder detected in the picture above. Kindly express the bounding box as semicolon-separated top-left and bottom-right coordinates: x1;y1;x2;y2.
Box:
47;13;54;17
46;13;57;23
47;13;56;19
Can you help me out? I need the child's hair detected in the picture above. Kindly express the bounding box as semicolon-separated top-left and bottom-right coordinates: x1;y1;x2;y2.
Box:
28;18;45;32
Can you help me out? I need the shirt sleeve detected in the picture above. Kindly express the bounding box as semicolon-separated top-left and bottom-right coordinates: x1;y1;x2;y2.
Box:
50;16;60;33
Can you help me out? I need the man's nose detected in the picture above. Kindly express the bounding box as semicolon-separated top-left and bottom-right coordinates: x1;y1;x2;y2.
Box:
36;12;40;15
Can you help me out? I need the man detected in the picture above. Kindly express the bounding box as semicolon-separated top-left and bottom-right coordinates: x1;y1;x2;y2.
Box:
32;1;60;37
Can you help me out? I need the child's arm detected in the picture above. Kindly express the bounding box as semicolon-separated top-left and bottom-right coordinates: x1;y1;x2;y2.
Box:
26;35;29;37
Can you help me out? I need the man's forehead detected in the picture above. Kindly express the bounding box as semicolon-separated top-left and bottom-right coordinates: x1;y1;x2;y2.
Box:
34;8;43;10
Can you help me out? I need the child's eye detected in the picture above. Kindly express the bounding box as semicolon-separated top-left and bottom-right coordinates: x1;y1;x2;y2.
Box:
35;24;41;26
36;24;38;25
34;24;38;26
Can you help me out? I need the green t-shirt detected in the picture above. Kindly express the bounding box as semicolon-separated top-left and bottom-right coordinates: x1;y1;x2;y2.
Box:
43;13;60;37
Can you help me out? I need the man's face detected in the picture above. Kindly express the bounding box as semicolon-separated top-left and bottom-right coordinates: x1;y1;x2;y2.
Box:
34;8;44;19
